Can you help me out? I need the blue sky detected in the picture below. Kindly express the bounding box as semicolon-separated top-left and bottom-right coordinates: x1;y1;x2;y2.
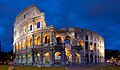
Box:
0;0;120;52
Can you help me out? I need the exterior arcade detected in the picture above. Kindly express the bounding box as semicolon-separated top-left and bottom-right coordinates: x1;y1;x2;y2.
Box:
13;5;105;66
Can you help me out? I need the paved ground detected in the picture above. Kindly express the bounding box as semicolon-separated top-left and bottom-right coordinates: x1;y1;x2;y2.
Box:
66;63;111;70
67;66;97;70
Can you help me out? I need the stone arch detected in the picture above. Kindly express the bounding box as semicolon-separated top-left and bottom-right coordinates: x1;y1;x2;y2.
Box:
65;36;72;44
28;38;32;47
22;39;26;49
37;22;40;28
95;55;97;63
28;54;32;65
85;53;89;64
75;53;81;63
85;41;88;50
34;53;40;65
65;50;72;63
44;34;50;44
54;52;62;64
56;37;62;44
44;52;50;63
16;43;19;51
90;42;93;51
85;35;88;40
90;54;93;63
79;40;84;47
34;36;40;45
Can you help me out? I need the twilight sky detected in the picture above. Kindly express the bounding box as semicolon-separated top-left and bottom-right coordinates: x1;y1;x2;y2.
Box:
0;0;120;52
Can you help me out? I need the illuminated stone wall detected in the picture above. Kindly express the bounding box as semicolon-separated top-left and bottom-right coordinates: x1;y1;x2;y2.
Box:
13;5;105;66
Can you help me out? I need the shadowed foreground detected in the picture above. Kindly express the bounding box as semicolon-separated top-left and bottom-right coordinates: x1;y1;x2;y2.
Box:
67;65;120;70
1;65;120;70
0;65;66;70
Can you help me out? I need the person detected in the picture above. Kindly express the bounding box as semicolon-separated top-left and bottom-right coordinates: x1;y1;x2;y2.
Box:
8;66;15;70
8;62;16;70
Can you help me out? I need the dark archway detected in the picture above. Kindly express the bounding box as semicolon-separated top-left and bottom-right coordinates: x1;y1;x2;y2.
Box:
85;41;88;50
37;22;40;28
44;35;50;44
65;36;72;44
95;55;97;63
90;42;93;51
85;53;89;64
54;52;62;64
85;35;88;40
56;37;62;44
90;55;93;63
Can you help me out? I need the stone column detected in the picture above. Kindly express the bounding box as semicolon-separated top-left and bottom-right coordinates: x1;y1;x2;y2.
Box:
62;50;65;65
83;36;86;63
40;51;43;65
51;50;55;65
50;30;54;45
18;42;19;51
88;35;90;63
92;42;95;63
96;43;98;63
49;51;54;65
80;51;84;63
32;34;35;65
40;32;43;45
17;55;19;64
21;40;23;50
26;36;28;49
72;50;75;64
26;52;28;65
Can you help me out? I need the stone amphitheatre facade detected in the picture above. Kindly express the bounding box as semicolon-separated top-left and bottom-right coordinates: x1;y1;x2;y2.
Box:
13;5;105;66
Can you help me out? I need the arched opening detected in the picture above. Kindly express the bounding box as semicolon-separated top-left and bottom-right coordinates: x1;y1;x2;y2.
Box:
54;52;61;64
85;35;88;40
94;43;96;53
28;38;32;47
44;52;50;63
75;53;81;64
65;36;72;51
30;25;32;31
22;40;26;49
95;55;97;63
56;37;62;44
79;40;84;47
78;40;84;50
90;42;93;51
65;36;72;44
34;53;40;65
85;53;89;64
37;37;40;45
34;36;40;45
44;34;50;44
90;55;93;63
85;41;88;50
19;42;21;50
98;56;99;62
28;54;32;65
19;55;21;63
16;43;18;51
37;22;40;28
21;55;26;64
65;50;72;63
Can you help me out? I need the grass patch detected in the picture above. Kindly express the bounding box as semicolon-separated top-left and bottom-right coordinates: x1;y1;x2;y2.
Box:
0;65;66;70
96;66;120;70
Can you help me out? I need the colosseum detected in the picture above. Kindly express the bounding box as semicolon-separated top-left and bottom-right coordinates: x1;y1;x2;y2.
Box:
13;5;105;66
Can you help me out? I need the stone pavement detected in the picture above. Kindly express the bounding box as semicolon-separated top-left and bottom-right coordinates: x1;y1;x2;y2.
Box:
66;63;111;70
67;66;97;70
